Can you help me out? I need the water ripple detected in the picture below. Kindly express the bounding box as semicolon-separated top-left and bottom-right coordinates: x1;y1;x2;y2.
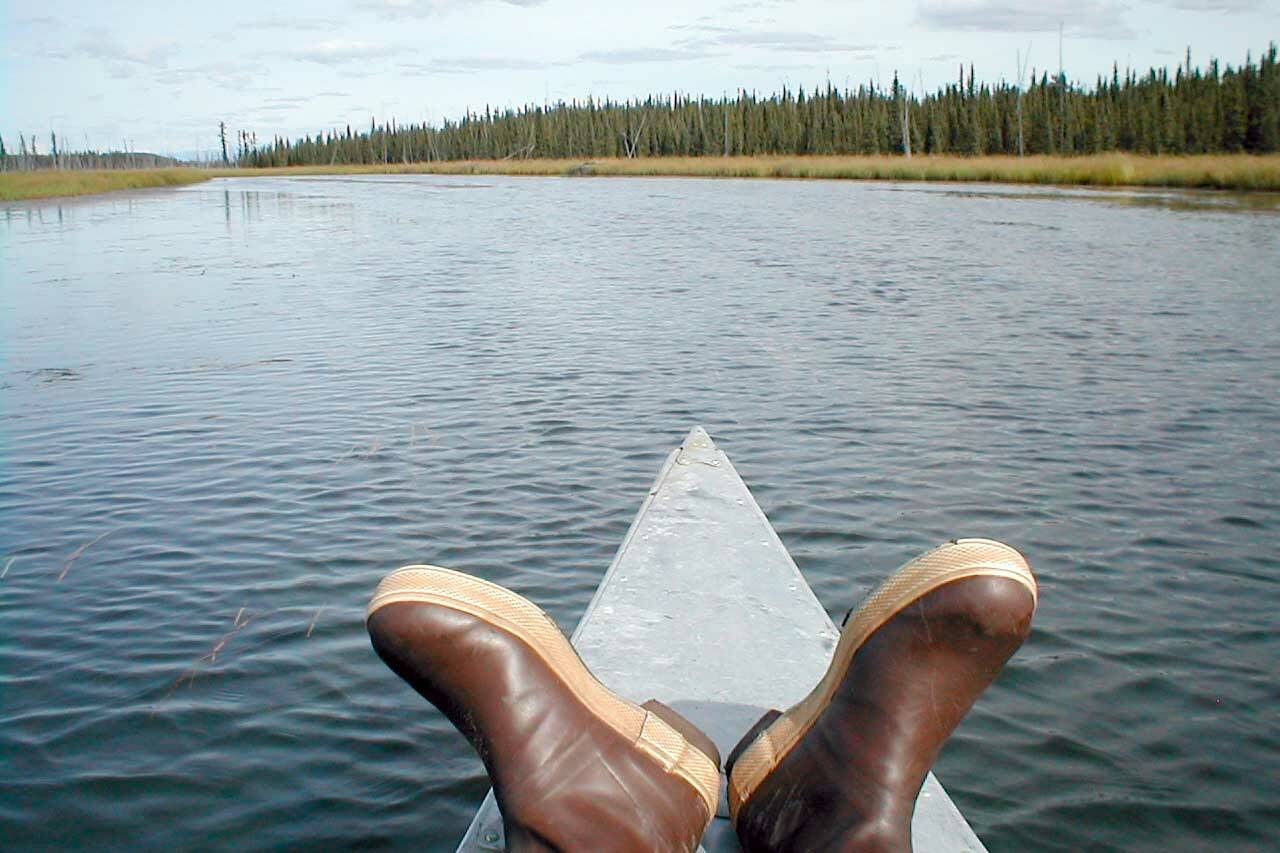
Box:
2;175;1278;850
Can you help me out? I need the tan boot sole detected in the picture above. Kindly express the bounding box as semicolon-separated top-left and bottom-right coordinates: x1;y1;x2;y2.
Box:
368;565;721;822
726;538;1038;821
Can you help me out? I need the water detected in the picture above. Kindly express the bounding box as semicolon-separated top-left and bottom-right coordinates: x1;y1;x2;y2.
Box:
2;175;1277;851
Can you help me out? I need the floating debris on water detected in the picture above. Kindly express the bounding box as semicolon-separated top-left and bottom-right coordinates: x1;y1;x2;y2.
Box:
27;367;82;383
306;607;325;638
57;531;114;581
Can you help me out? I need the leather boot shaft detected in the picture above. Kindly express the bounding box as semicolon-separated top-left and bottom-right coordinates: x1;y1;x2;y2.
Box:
367;566;718;852
729;540;1037;853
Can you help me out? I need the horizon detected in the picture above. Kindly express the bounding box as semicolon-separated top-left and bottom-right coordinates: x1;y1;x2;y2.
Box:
3;0;1277;158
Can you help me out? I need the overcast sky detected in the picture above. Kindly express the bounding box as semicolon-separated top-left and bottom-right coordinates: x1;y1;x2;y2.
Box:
2;0;1276;157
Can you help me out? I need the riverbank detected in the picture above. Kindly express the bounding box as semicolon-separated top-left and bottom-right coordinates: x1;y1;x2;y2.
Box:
420;153;1280;191
0;167;216;201
4;154;1279;201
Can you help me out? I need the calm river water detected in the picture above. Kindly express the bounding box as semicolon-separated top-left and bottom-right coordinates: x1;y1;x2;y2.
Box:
2;175;1277;851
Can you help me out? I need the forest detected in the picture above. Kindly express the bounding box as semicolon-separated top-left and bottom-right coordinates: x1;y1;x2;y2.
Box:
237;45;1279;168
0;136;178;172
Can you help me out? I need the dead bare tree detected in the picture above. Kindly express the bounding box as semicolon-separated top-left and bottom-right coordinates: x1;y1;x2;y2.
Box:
896;71;911;158
1016;46;1031;157
620;114;647;158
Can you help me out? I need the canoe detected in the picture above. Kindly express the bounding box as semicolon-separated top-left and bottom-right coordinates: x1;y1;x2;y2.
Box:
457;426;987;852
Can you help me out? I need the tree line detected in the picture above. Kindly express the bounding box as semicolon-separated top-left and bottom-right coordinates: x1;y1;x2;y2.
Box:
239;43;1278;167
4;44;1275;172
0;131;179;172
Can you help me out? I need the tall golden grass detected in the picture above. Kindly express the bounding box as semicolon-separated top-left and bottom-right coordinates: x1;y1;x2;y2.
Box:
4;154;1279;200
0;167;214;201
413;153;1280;191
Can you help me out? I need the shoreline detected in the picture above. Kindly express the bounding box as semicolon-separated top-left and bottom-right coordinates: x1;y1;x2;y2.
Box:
0;168;216;202
3;153;1279;201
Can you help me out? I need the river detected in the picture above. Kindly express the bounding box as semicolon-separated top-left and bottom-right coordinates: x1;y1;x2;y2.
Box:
2;175;1277;850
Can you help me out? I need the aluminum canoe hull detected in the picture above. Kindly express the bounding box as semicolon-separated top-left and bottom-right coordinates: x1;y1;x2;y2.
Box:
457;427;986;852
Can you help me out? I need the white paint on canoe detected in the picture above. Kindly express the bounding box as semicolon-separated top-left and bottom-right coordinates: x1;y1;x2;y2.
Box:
457;427;987;852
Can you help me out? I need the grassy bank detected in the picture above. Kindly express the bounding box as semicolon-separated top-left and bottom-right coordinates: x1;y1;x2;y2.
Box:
0;167;219;201
4;154;1280;201
391;153;1280;191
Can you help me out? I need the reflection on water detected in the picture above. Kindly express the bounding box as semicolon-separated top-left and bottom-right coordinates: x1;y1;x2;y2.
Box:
879;182;1280;212
2;175;1278;851
225;188;266;227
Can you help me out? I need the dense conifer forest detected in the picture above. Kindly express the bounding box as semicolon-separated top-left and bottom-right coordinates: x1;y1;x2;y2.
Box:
237;44;1278;167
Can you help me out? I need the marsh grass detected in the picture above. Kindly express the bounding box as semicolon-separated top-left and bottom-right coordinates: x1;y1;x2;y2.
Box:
425;153;1280;191
57;530;114;582
4;154;1279;200
0;167;215;201
161;607;254;697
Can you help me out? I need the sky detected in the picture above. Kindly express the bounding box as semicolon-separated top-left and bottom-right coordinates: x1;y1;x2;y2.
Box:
2;0;1276;158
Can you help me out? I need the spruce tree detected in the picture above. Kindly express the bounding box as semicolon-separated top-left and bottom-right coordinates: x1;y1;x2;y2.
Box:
225;44;1276;166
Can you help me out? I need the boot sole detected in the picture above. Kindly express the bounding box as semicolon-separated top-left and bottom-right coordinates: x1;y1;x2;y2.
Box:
726;538;1037;821
368;565;721;821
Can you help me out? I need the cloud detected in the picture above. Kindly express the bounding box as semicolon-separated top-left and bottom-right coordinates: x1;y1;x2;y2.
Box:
244;15;342;30
165;60;272;90
579;47;720;64
253;102;305;113
354;0;439;17
354;0;547;19
670;23;739;34
731;63;838;73
286;39;408;64
1164;0;1259;8
716;31;876;52
670;24;876;54
579;25;875;67
76;33;181;69
721;0;799;11
915;1;1136;39
404;56;563;74
15;15;60;28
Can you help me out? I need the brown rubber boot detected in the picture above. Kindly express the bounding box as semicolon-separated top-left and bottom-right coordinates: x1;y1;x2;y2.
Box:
726;539;1037;853
366;565;721;853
